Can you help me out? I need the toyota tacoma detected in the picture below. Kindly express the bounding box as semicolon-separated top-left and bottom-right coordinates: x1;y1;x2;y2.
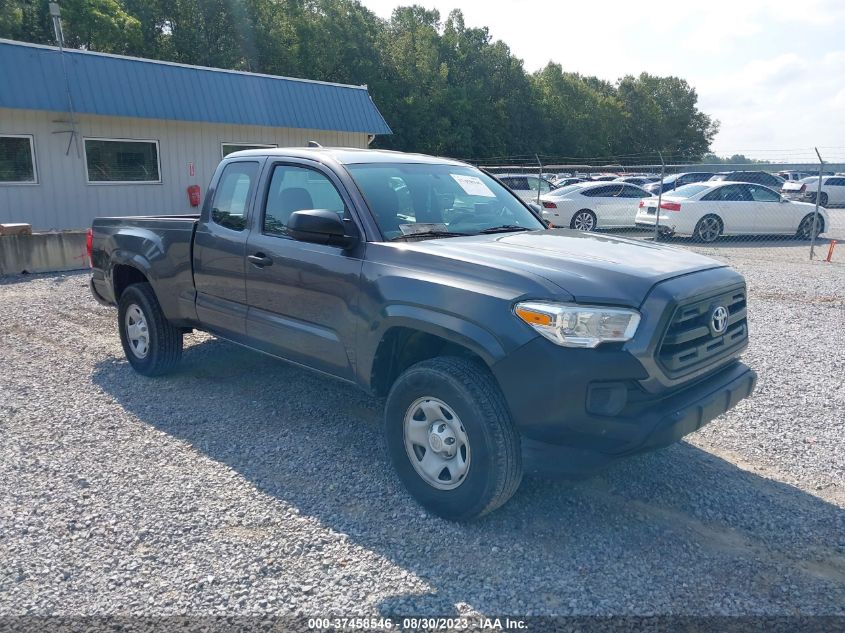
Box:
89;148;757;521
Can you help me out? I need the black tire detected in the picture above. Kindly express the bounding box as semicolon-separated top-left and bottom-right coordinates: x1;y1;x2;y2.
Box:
817;192;829;207
693;214;723;243
117;283;183;376
570;209;597;232
384;356;523;521
796;213;825;240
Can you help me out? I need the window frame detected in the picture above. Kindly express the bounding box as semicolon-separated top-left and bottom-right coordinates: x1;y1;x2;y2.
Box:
0;134;38;185
220;142;278;159
83;137;162;185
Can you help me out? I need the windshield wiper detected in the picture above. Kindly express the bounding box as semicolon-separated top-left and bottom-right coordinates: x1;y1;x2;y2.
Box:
476;225;532;234
389;230;471;242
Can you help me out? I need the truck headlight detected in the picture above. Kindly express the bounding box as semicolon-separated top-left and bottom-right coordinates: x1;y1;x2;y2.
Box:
514;302;641;348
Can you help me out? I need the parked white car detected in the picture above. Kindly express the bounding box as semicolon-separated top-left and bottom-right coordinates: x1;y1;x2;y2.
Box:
635;182;828;242
776;170;816;182
540;181;652;231
781;175;845;207
496;173;555;203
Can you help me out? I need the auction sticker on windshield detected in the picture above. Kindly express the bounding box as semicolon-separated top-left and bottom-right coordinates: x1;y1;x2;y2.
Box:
451;174;496;197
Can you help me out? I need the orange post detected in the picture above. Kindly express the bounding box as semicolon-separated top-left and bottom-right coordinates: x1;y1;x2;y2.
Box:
826;240;837;263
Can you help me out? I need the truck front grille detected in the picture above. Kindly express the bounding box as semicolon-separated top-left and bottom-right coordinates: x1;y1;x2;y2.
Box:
657;288;747;377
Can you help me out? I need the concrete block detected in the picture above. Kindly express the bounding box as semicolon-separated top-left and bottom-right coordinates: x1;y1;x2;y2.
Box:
0;232;89;275
0;223;33;236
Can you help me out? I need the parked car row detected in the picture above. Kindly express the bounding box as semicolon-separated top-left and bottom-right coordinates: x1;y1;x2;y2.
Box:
781;175;845;207
536;180;827;243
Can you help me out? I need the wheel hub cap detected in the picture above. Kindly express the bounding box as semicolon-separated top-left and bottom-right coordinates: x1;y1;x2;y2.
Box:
428;422;457;457
403;397;470;490
125;304;150;359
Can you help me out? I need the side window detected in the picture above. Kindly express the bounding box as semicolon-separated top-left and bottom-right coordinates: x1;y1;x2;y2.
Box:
621;185;647;198
828;178;845;186
703;184;749;202
583;185;609;197
538;179;552;194
263;164;346;236
210;161;259;231
748;185;779;202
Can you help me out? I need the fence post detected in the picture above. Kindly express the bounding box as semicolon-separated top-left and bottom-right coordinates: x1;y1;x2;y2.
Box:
535;154;543;205
653;151;665;241
810;147;824;260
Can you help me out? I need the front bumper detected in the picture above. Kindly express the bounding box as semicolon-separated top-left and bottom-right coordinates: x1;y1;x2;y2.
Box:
518;361;757;472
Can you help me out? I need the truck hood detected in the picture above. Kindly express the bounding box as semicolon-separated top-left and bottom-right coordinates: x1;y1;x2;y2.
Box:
402;229;726;306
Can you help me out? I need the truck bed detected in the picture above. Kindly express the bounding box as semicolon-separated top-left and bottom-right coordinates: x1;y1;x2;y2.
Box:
90;214;201;325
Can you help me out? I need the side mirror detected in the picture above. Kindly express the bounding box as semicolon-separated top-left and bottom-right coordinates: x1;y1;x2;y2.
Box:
527;202;542;213
288;209;358;247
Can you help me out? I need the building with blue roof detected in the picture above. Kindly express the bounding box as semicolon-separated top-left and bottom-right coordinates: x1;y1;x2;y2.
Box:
0;39;392;230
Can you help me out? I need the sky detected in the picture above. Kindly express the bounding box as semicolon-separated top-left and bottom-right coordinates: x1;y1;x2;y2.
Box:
360;0;845;163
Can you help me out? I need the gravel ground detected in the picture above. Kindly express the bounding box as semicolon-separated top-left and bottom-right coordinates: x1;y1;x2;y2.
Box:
0;243;843;621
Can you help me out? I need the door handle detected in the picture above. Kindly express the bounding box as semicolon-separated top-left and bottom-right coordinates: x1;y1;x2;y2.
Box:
247;253;273;268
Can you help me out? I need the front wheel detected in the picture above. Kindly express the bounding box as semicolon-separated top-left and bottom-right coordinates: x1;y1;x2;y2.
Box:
693;215;723;243
118;283;183;376
384;357;523;521
796;213;825;240
570;209;597;232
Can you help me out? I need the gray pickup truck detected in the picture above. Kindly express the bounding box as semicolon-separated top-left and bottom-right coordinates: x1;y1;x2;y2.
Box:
90;147;756;521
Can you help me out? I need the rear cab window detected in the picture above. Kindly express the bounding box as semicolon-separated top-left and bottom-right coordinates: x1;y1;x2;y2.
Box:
210;161;259;231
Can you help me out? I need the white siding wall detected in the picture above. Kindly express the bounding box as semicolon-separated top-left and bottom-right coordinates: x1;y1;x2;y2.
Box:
0;108;369;230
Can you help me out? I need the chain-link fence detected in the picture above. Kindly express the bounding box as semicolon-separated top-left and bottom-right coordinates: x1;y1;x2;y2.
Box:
477;155;845;266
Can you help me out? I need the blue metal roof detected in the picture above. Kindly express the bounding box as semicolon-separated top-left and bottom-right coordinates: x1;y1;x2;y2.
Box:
0;39;392;135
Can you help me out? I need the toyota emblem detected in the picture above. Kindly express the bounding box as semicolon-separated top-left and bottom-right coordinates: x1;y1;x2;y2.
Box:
710;306;729;336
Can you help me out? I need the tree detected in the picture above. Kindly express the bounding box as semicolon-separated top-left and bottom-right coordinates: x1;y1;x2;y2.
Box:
0;0;721;162
616;73;718;162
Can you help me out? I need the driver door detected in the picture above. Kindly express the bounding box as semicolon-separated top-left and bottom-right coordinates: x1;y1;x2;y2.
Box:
243;161;363;379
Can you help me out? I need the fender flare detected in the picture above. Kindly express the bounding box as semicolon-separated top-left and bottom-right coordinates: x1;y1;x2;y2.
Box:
107;250;157;296
360;304;509;392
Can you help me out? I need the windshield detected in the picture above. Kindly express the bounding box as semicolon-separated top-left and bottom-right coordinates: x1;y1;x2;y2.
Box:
346;163;545;240
667;183;711;198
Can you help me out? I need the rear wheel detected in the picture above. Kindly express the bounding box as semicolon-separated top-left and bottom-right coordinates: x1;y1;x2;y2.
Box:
118;283;183;376
796;213;824;240
816;192;829;207
693;215;723;243
384;357;523;521
571;209;597;232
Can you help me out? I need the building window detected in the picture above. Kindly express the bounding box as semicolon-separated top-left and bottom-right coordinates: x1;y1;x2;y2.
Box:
84;138;161;183
221;143;277;158
0;135;37;184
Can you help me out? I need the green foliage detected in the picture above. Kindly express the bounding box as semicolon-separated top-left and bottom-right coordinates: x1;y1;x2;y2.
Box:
0;0;719;162
700;153;769;165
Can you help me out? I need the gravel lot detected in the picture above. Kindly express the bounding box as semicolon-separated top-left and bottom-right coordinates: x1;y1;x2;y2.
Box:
1;242;843;620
